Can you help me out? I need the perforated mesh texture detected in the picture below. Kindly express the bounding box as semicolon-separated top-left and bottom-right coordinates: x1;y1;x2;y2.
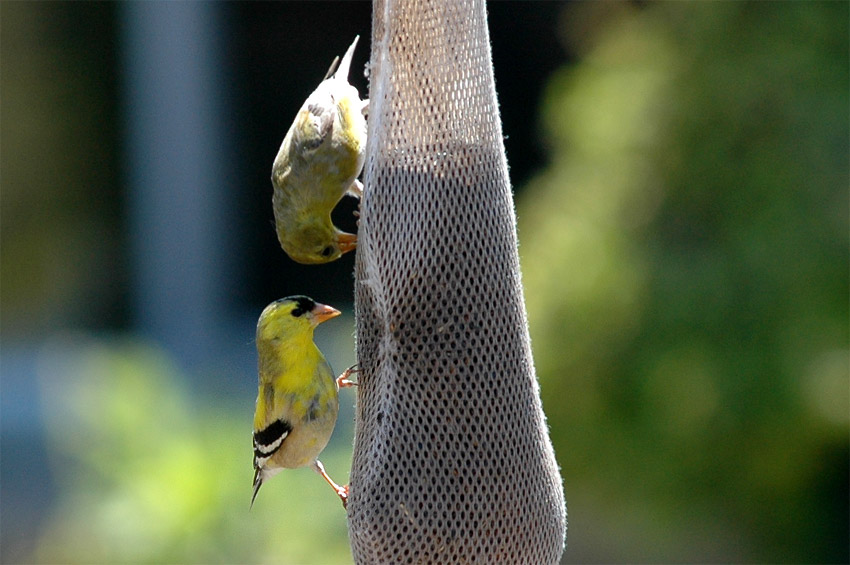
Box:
348;0;566;562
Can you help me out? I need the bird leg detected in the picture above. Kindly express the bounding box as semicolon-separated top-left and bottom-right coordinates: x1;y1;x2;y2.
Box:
336;364;359;388
313;459;349;508
348;180;363;219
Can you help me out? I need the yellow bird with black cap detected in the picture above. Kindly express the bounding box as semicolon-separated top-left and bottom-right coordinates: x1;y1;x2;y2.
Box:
251;295;356;508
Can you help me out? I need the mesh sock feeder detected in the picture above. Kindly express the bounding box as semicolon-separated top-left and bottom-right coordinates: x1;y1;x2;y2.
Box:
348;0;567;562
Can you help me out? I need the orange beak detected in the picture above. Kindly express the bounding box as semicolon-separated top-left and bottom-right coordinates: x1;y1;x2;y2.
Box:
336;232;357;255
311;302;341;324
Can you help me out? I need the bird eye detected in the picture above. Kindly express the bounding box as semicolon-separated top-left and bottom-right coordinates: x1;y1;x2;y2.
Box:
291;308;304;318
321;246;334;257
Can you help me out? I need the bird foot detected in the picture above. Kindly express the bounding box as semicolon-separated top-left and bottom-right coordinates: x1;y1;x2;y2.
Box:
337;484;350;509
336;365;359;388
348;179;364;199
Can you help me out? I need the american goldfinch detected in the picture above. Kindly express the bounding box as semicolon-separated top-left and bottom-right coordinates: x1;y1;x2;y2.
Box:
251;295;356;508
271;35;368;264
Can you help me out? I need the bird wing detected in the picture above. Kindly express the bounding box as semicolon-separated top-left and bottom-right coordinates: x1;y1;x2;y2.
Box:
253;417;293;468
290;94;335;153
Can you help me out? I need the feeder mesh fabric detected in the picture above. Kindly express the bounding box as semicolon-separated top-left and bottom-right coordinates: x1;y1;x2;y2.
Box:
348;0;566;562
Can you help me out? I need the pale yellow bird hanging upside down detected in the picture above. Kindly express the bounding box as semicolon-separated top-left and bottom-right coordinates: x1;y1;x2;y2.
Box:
271;36;369;264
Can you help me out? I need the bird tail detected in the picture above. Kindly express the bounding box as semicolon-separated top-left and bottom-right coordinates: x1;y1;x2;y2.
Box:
334;35;360;81
250;467;263;509
322;55;340;81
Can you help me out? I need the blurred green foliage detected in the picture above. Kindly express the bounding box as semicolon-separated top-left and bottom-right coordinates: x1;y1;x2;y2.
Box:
32;337;354;564
520;2;848;562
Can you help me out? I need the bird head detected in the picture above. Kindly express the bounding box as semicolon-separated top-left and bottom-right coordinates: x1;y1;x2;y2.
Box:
256;295;341;346
279;222;357;264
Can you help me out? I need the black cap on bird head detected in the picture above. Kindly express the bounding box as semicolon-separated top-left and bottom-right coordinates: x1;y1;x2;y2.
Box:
281;295;316;318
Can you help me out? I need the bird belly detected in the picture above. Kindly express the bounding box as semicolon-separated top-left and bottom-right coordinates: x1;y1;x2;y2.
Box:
267;412;337;469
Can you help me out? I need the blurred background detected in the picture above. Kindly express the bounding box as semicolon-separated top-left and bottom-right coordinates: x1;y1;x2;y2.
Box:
1;1;847;563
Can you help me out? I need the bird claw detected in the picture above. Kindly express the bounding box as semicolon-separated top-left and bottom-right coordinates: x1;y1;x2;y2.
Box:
337;484;350;509
348;179;363;199
336;364;359;388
